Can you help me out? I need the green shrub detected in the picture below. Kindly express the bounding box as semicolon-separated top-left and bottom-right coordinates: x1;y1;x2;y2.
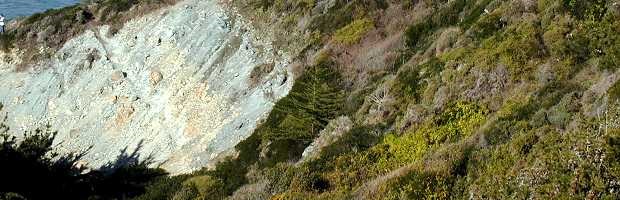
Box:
206;158;249;195
405;21;434;49
320;125;385;159
460;0;494;29
496;97;539;121
535;81;582;109
333;18;374;45
393;66;422;101
608;80;620;102
308;2;354;34
182;175;226;199
586;15;620;70
0;32;16;52
392;57;444;103
563;0;607;20
496;21;544;78
465;121;620;199
382;170;454;200
470;20;543;79
262;60;343;140
468;11;505;40
376;102;487;170
134;175;187;200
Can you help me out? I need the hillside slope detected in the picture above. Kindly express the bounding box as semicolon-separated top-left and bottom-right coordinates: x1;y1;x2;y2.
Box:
132;0;620;199
0;0;619;199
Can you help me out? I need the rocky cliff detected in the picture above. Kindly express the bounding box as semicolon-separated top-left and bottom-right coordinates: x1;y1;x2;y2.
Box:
0;0;293;174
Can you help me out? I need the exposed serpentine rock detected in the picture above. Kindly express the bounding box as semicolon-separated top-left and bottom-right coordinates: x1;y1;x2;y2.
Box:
0;0;293;174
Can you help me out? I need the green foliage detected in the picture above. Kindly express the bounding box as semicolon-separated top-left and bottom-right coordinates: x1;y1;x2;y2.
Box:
608;80;620;102
405;0;490;49
563;0;608;20
392;57;444;103
466;20;544;80
319;125;384;159
133;175;187;200
182;175;227;199
382;169;454;200
263;63;343;141
0;32;16;52
333;18;374;45
460;0;494;29
542;16;574;59
494;21;544;77
393;66;422;101
378;102;487;170
535;81;582;109
16;0;619;198
308;1;354;34
585;15;620;70
404;20;434;49
283;101;485;194
540;2;620;70
467;121;620;198
135;0;620;198
485;94;543;146
206;158;249;196
258;59;344;165
468;10;505;40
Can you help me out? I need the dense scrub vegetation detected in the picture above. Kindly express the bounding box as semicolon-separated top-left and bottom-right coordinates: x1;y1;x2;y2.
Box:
134;0;620;199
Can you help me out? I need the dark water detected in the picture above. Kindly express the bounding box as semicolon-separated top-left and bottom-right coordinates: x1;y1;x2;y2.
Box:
0;0;81;20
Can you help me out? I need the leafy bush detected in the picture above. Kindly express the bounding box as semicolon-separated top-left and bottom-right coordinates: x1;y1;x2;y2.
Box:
608;80;620;102
466;121;620;199
133;175;187;200
333;18;374;45
0;32;16;52
308;1;354;34
382;169;454;199
393;66;422;101
563;0;608;20
376;102;486;170
391;56;444;105
182;175;227;198
468;11;505;40
319;125;385;159
460;0;494;29
404;21;434;49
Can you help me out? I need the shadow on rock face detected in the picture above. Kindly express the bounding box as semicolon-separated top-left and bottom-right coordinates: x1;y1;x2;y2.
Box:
0;117;167;200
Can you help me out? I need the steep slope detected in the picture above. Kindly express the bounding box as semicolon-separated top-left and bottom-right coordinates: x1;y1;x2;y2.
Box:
0;0;294;174
130;0;620;199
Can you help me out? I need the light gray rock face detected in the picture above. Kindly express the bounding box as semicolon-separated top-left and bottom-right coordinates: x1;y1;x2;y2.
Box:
0;0;293;174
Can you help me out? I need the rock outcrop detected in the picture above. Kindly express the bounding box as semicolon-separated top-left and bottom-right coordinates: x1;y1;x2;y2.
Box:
0;0;293;174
